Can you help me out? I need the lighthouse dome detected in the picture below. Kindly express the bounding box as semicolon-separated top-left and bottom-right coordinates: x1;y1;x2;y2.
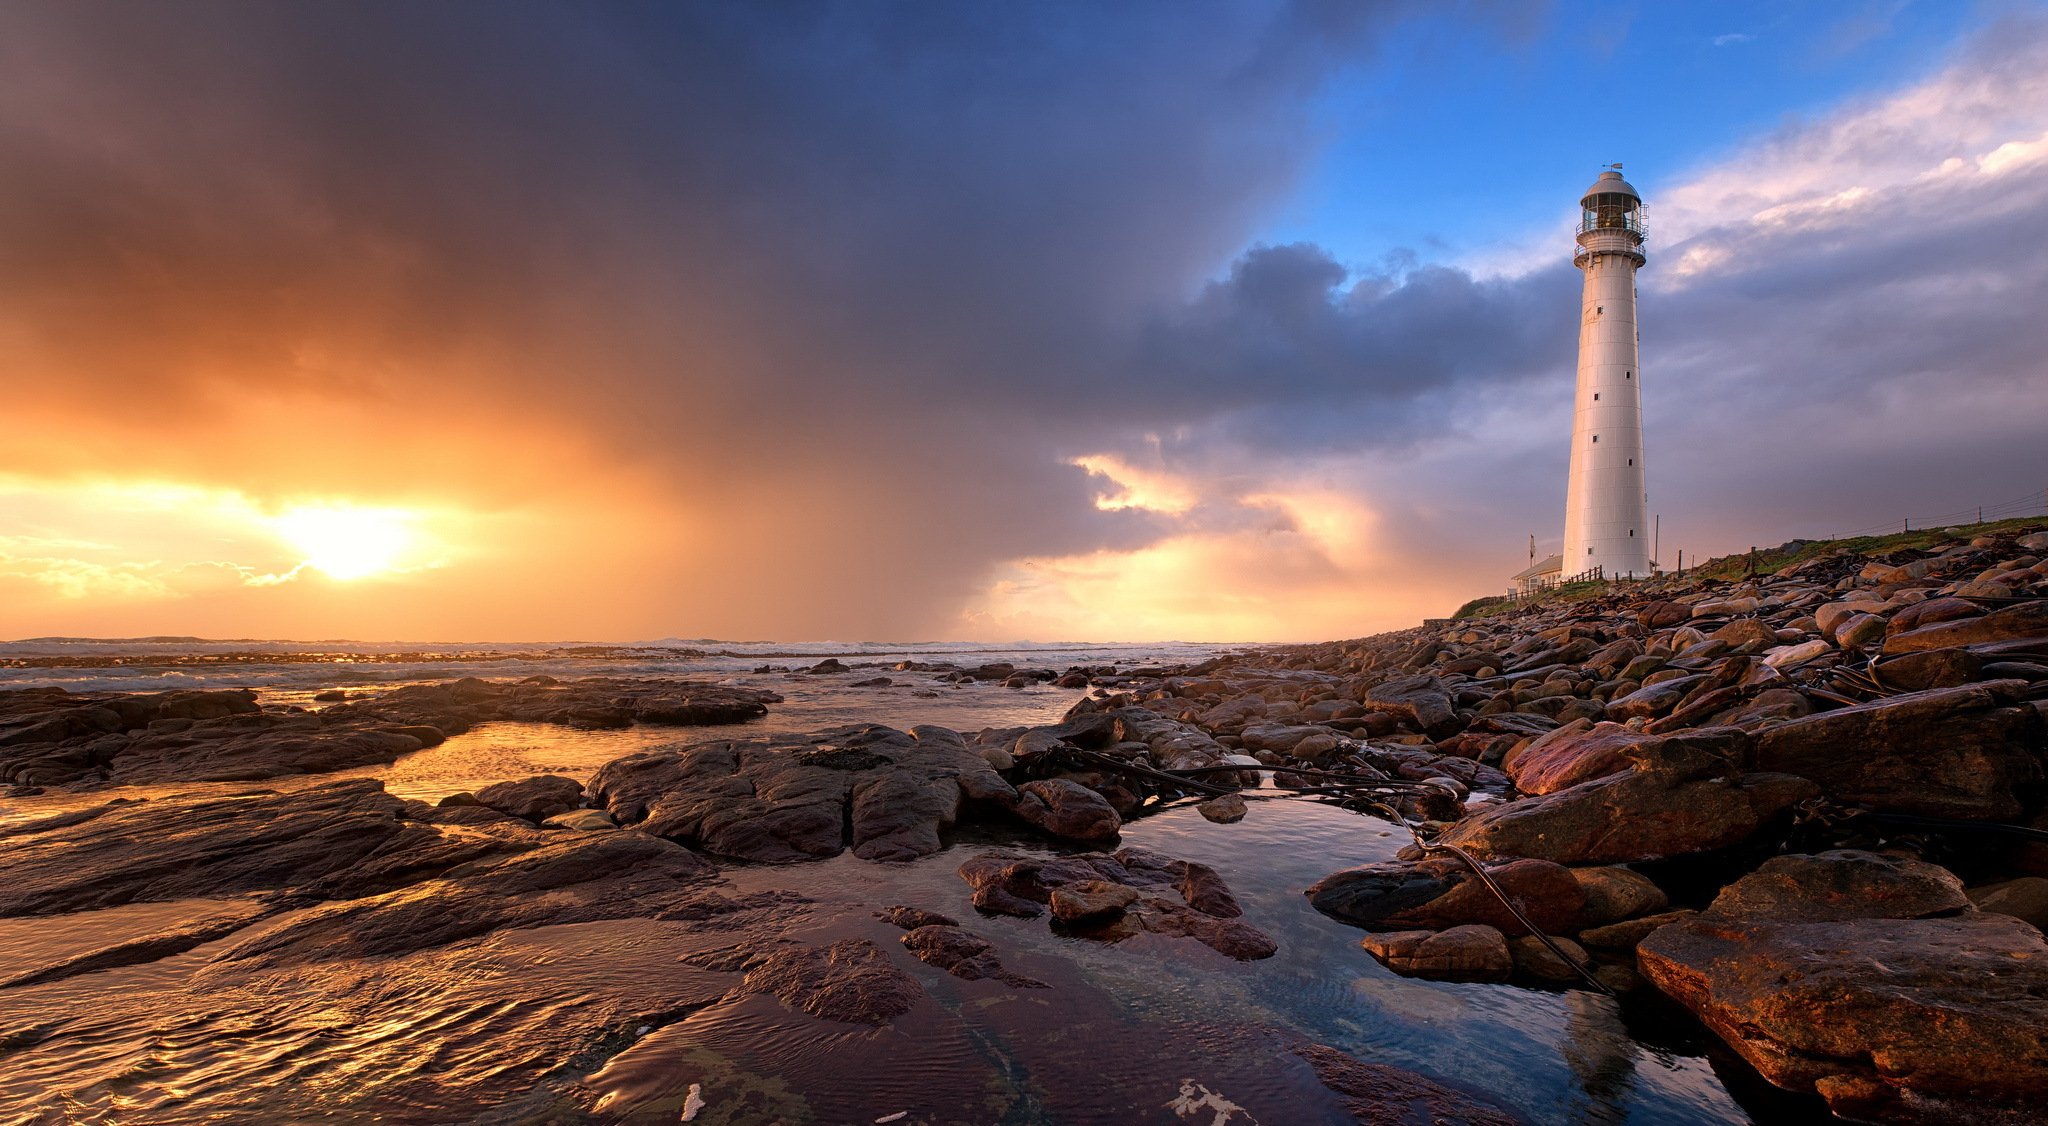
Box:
1580;169;1640;203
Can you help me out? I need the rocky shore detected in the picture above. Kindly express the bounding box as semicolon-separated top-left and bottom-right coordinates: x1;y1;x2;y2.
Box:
2;525;2044;1123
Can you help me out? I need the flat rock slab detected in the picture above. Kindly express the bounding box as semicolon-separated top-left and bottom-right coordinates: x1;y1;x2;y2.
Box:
0;676;780;787
0;779;513;917
210;830;719;970
739;938;922;1025
1295;1044;1525;1125
1639;913;2048;1124
900;924;1047;988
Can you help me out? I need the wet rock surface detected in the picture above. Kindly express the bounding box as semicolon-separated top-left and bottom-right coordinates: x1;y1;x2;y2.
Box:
0;779;511;916
899;924;1048;988
1295;1043;1526;1125
0;676;779;787
1640;913;2048;1124
736;937;924;1025
956;846;1274;960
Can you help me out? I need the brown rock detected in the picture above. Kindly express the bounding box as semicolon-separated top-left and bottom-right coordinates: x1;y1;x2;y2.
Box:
1704;850;1971;923
1012;778;1122;842
1886;596;1984;636
1440;726;1812;865
1711;618;1781;653
876;904;958;930
1578;908;1698;950
1503;720;1643;795
1638;601;1690;629
1752;681;2045;819
1639;913;2048;1123
1884;600;2048;653
900;924;1047;988
474;774;584;822
1049;879;1140;922
1295;1044;1524;1126
1507;933;1594;984
740;938;922;1025
1361;925;1512;982
1572;866;1668;926
1873;647;1984;691
1196;793;1248;823
1306;856;1587;936
1966;877;2048;931
1363;675;1459;736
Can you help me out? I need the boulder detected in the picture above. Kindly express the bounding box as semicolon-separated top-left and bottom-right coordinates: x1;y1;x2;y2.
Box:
1639;913;2048;1123
1873;647;1984;691
1965;877;2048;931
1360;925;1512;983
1578;908;1698;951
1306;856;1587;936
1502;720;1644;795
1507;933;1593;984
1886;596;1985;636
1049;879;1140;922
474;774;585;822
1884;601;2048;654
540;809;616;831
876;905;957;930
1571;866;1668;926
1752;681;2045;819
1603;676;1702;722
1712;619;1782;653
1011;778;1122;843
1196;793;1248;823
1438;729;1817;866
1362;675;1459;736
1704;850;1971;923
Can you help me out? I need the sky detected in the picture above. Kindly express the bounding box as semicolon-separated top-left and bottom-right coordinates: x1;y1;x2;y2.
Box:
2;0;2046;643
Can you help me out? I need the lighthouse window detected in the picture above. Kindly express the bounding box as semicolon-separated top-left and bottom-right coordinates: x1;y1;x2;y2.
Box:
1629;529;1635;537
1592;435;1598;443
1625;371;1632;379
1593;393;1599;400
1628;458;1633;465
1596;306;1603;314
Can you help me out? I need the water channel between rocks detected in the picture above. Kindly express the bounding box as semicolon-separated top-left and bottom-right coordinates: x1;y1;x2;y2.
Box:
0;666;1800;1125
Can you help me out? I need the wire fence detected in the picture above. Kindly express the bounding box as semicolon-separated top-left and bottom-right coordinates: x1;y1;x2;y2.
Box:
1826;487;2048;541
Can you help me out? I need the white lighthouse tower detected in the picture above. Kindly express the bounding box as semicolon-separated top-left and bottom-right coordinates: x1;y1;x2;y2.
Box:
1562;168;1651;579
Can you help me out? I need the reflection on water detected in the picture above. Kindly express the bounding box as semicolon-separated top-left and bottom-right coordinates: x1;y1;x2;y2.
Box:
341;675;1087;802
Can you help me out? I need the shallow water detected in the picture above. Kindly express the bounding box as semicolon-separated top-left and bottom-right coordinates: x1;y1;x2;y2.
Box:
334;675;1090;802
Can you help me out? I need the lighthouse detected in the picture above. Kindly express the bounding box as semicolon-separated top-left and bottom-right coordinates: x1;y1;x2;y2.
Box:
1562;168;1651;579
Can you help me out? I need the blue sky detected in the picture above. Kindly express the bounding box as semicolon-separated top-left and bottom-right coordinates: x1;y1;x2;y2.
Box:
1265;1;1991;269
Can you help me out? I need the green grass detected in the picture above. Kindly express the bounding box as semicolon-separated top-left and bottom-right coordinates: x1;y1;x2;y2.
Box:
1453;580;1612;620
1447;514;2048;621
1687;515;2048;581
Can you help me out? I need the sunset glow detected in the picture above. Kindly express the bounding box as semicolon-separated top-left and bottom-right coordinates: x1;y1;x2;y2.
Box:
272;505;420;581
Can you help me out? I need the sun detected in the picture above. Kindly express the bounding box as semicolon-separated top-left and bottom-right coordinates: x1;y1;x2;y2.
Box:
273;504;417;581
